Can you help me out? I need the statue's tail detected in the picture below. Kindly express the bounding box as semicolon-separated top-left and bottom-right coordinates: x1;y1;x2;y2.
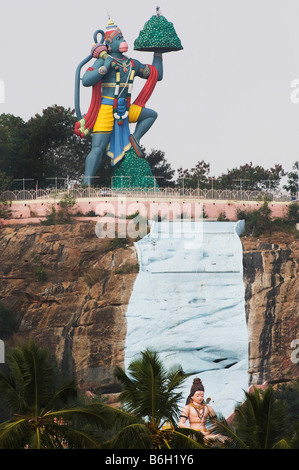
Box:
74;29;105;138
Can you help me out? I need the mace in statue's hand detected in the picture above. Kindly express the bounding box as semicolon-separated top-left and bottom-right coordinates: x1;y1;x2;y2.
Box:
152;48;169;54
91;43;107;59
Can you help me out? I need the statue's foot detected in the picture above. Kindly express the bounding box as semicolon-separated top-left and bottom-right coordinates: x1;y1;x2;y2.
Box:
129;135;143;158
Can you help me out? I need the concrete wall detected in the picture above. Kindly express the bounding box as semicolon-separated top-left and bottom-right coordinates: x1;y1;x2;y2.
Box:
0;197;291;226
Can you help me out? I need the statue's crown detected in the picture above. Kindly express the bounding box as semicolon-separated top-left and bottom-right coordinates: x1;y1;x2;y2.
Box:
105;18;122;43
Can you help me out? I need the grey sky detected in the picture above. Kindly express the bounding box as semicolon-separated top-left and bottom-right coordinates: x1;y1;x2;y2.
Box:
0;0;298;178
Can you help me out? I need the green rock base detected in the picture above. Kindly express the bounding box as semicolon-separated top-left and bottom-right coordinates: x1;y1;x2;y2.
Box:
111;147;159;190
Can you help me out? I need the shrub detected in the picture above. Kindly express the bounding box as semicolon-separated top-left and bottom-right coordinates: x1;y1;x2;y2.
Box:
41;193;76;225
237;201;272;236
33;266;48;282
237;201;299;237
287;202;299;225
109;236;130;251
217;211;229;221
274;379;299;432
41;206;57;226
114;262;140;274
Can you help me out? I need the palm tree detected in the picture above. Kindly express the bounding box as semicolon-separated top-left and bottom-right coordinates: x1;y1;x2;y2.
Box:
107;349;206;449
212;386;299;449
0;341;125;449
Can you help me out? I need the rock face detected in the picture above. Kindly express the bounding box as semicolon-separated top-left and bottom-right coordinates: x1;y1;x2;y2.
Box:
0;221;298;400
0;222;138;396
242;233;299;386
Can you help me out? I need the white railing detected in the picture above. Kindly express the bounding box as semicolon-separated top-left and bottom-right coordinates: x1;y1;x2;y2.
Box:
0;187;292;202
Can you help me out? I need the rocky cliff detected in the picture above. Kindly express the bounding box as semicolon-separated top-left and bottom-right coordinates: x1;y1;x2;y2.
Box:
242;232;299;386
0;222;138;399
0;222;298;400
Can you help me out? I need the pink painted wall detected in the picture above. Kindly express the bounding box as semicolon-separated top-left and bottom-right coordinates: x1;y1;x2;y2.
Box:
0;198;291;226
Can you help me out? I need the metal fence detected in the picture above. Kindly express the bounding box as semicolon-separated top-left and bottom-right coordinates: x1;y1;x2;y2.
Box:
0;187;292;202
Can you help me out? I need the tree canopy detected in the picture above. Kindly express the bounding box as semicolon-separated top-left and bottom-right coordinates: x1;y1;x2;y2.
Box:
177;160;211;189
0;106;90;188
283;161;299;196
216;162;285;191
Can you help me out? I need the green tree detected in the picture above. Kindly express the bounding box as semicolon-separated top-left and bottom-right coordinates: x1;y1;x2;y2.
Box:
274;379;299;434
0;171;13;218
284;162;299;197
0;107;91;187
144;148;175;187
0;341;120;449
0;171;12;192
237;200;273;236
109;349;206;449
24;105;90;184
217;162;285;191
213;386;299;449
176;160;211;189
286;202;299;225
41;193;77;226
0;114;27;178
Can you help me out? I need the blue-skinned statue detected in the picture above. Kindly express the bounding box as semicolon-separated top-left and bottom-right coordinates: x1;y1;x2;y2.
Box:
74;18;163;186
75;10;183;188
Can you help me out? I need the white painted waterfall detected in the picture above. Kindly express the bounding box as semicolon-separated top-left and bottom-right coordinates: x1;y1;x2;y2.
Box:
124;220;248;418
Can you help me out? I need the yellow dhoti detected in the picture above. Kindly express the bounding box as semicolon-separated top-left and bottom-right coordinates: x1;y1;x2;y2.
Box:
92;97;142;134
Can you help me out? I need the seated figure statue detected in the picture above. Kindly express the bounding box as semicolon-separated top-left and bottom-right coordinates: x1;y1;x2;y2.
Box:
178;378;217;439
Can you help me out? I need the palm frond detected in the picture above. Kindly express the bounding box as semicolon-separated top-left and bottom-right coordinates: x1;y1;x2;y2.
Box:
40;379;78;415
44;424;102;449
172;428;206;449
22;341;55;411
228;386;291;449
166;367;190;394
208;416;249;449
103;423;152;449
2;341;55;414
114;349;188;427
46;402;137;430
0;418;28;449
0;369;27;414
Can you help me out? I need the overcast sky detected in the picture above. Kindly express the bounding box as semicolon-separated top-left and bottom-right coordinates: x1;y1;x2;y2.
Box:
1;0;299;178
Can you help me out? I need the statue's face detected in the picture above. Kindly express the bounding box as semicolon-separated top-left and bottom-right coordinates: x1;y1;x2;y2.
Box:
108;32;128;54
192;391;204;405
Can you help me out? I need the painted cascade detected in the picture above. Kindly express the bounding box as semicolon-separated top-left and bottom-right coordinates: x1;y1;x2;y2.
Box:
124;220;248;418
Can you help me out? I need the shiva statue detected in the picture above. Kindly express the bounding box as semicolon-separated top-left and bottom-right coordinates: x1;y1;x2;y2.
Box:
178;378;217;439
74;17;163;186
